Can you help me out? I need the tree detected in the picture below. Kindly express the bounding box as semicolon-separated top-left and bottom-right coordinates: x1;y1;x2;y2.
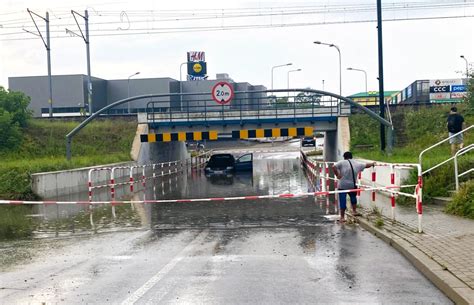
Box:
0;87;32;128
295;91;322;107
0;87;32;152
0;110;22;152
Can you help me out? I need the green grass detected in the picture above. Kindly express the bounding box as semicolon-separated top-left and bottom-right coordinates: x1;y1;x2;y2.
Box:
352;103;473;163
0;118;136;200
0;118;137;239
350;102;474;214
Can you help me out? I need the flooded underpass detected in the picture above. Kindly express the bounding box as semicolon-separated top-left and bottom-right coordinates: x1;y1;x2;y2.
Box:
0;147;452;304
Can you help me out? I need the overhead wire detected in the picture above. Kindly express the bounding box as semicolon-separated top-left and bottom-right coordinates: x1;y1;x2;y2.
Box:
0;0;473;41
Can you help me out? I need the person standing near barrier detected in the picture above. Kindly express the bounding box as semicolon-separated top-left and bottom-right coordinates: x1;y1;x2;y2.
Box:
332;151;375;222
447;107;465;155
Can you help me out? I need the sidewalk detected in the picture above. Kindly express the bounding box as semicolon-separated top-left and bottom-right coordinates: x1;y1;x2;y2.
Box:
357;193;474;304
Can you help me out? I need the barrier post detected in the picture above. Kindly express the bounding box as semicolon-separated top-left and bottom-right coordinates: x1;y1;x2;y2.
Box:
325;163;330;193
417;166;423;233
334;169;339;207
87;169;95;230
129;166;135;193
88;169;93;202
390;165;396;221
371;167;376;202
110;168;116;219
357;172;362;198
321;162;327;192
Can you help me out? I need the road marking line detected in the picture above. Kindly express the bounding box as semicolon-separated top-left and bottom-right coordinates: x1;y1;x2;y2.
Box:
120;230;208;305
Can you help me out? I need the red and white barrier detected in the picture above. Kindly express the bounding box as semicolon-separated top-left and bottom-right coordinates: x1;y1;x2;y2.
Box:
0;186;398;206
300;151;423;233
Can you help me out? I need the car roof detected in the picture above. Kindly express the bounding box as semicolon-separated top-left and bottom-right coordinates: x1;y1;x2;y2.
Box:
210;153;234;158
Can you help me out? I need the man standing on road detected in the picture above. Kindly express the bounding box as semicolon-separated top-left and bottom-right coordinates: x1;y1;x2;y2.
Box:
447;107;465;155
332;151;375;223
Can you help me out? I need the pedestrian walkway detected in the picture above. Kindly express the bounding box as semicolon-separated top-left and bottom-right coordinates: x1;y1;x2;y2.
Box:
356;193;474;304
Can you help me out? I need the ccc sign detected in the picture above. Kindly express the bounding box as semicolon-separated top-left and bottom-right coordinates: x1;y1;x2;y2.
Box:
429;86;450;93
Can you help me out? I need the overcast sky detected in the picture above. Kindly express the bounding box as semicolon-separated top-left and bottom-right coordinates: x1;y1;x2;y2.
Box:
1;0;473;96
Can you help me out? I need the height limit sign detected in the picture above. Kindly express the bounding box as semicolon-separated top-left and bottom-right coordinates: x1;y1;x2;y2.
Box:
211;82;234;105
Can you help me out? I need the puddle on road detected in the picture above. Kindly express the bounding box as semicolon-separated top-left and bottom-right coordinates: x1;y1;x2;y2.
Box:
1;152;341;268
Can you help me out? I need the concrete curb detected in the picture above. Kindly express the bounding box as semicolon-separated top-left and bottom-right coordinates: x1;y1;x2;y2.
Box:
357;216;473;305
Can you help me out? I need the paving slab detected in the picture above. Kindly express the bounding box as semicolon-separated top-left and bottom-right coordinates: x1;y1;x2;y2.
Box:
356;193;474;305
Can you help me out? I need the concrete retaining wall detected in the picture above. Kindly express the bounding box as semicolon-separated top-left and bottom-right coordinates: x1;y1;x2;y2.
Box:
31;162;136;199
359;160;414;193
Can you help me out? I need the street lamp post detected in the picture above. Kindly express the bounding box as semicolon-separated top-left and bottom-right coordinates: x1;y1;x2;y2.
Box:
179;62;187;108
287;69;302;90
314;41;341;96
460;55;469;78
287;69;302;99
347;67;368;92
271;63;292;90
127;71;140;113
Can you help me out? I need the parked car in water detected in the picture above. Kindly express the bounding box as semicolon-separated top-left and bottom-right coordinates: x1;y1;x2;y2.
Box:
302;137;316;147
204;153;253;175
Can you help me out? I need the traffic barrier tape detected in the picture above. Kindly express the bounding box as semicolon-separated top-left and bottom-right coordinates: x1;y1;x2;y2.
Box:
0;186;401;206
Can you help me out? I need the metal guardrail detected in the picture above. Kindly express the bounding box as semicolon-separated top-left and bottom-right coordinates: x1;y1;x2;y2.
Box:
146;90;341;126
300;150;424;232
419;125;474;175
66;88;393;160
454;144;474;191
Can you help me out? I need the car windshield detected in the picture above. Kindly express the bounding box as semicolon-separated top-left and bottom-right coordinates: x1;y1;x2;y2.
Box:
208;155;234;167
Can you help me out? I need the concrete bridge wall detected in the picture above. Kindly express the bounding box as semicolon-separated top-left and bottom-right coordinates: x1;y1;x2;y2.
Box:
31;161;135;199
323;117;351;162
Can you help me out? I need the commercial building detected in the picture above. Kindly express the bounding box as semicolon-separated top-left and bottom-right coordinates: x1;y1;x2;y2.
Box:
347;91;400;106
347;78;468;107
8;73;267;117
398;78;468;104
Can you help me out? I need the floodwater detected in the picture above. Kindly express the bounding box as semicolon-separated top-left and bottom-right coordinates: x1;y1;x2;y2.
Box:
0;142;452;304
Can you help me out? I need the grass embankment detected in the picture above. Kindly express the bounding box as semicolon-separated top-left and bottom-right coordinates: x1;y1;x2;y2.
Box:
350;103;473;217
0;118;136;200
0;118;136;240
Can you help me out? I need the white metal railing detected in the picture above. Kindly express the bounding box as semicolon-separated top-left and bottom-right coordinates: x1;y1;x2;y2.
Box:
454;144;474;191
419;125;473;175
300;150;424;232
88;150;213;204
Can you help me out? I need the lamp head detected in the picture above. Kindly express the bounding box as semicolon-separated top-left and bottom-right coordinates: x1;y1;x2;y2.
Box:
313;41;321;45
347;67;353;70
460;55;465;59
287;63;293;66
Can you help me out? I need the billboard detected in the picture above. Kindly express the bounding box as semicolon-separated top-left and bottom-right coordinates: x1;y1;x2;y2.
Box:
429;79;466;102
187;51;207;81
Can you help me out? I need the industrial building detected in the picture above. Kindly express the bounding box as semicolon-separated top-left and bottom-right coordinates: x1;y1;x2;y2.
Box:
8;73;267;118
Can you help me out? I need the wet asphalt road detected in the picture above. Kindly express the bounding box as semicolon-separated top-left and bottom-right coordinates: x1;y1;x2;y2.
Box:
0;144;452;304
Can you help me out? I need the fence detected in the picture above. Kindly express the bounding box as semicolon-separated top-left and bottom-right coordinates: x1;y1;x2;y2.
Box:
300;151;424;233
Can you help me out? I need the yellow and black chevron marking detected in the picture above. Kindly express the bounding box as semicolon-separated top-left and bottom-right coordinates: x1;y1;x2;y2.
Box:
232;127;313;139
140;127;313;142
141;131;218;142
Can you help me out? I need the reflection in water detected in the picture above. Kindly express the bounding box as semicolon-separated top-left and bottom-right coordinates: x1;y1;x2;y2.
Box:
148;155;339;229
13;152;338;238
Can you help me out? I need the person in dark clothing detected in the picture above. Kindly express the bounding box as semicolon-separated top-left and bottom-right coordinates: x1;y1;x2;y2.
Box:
447;107;466;155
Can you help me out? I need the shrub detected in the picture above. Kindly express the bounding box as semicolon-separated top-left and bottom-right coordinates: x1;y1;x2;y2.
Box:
0;110;22;151
445;180;474;219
